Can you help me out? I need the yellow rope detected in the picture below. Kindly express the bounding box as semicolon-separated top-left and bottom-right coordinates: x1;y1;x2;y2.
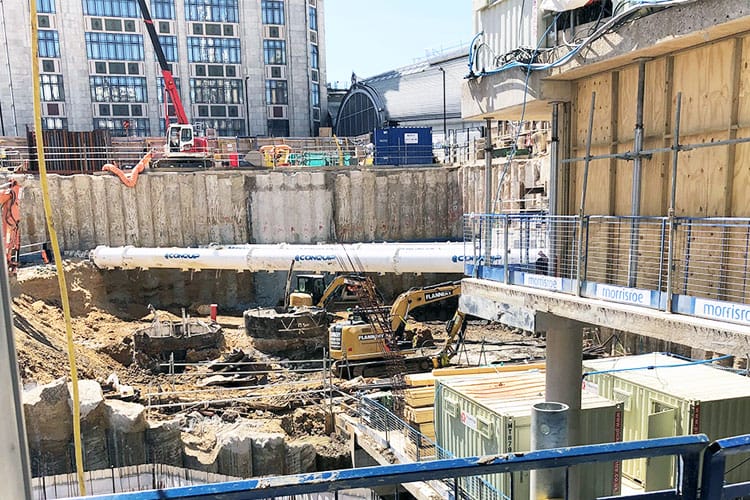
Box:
29;1;86;495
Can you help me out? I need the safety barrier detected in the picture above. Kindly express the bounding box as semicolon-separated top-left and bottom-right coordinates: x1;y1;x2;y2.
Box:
701;434;750;499
68;432;713;499
59;390;750;500
464;214;750;327
357;397;507;499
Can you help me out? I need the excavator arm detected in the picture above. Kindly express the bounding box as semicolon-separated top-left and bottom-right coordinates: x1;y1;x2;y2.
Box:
0;180;21;273
433;310;467;368
389;281;461;339
316;275;363;308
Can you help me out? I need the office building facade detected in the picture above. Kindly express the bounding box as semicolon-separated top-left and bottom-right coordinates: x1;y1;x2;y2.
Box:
0;0;327;138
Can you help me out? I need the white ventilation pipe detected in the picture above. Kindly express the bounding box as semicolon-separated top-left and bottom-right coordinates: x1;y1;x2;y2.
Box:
89;243;475;274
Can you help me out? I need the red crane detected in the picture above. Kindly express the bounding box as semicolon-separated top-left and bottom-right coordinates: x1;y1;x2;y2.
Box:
136;0;211;169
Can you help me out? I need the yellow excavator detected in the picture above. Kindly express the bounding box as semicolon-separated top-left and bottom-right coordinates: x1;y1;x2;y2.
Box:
329;281;467;378
288;274;383;312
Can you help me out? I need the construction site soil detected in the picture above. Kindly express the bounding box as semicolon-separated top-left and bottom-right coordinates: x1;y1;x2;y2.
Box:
10;260;548;478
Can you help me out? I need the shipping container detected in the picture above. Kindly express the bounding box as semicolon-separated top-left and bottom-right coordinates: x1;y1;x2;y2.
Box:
373;127;433;166
583;353;750;491
434;371;622;500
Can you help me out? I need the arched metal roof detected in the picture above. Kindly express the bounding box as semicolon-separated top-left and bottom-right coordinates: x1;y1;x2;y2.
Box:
334;83;388;137
334;47;470;137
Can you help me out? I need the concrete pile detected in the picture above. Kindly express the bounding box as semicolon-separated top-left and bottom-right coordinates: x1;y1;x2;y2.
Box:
23;379;350;479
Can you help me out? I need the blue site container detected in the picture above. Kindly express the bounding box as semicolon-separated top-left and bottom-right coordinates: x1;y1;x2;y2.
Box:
374;127;433;166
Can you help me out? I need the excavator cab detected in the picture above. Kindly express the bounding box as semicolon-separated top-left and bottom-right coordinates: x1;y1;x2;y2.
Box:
296;274;326;302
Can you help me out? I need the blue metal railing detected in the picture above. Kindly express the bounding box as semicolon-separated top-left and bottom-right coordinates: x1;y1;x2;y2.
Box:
69;434;711;500
463;214;750;327
701;434;750;500
357;396;507;499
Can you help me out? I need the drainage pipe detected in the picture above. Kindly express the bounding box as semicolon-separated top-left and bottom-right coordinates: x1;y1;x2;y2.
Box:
531;401;569;500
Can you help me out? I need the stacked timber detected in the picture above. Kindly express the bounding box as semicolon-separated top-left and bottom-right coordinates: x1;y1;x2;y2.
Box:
401;363;546;461
403;377;437;461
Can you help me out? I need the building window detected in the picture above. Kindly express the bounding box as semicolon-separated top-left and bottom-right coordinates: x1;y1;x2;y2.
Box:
90;75;147;102
82;0;138;17
37;0;55;13
85;32;144;61
190;79;242;104
38;30;60;58
308;6;317;31
311;82;319;108
151;0;175;19
194;118;244;137
187;37;241;63
94;118;149;137
262;1;284;25
43;118;67;130
265;80;287;104
157;35;177;62
309;44;318;69
263;40;286;65
157;77;181;102
185;0;238;23
267;119;289;137
40;74;65;101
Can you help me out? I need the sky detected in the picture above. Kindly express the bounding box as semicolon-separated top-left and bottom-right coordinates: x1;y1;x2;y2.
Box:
324;0;474;87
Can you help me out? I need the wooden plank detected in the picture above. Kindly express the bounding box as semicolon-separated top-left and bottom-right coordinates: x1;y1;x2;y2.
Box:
660;55;675;216
732;128;750;217
723;37;743;217
672;39;734;136
415;422;434;436
404;396;434;408
404;406;433;425
431;362;545;378
404;372;438;387
675;132;730;217
404;387;434;408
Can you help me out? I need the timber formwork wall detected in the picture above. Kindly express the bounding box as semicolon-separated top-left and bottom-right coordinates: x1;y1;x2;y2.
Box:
568;35;750;218
19;167;463;251
567;33;750;302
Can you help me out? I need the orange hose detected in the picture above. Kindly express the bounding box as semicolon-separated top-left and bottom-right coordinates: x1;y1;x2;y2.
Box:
102;150;153;188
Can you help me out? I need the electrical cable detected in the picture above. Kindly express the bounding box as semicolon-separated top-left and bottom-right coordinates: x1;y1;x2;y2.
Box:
29;1;86;495
492;13;563;213
468;0;695;78
582;354;734;378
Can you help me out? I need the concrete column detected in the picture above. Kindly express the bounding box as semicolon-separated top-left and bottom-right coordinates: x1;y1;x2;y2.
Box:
536;313;582;443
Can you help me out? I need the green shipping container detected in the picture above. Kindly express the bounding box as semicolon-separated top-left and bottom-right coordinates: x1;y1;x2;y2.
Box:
583;353;750;491
434;370;623;500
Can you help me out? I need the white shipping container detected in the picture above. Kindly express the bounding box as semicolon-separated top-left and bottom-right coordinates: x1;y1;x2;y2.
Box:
583;353;750;491
434;370;622;500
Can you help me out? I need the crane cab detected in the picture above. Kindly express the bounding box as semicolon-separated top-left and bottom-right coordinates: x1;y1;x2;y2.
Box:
167;124;195;152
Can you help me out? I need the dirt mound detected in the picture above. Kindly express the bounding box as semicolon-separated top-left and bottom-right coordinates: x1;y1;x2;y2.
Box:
12;294;143;384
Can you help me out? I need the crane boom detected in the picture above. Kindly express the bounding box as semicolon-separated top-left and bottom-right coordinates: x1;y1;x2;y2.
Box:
135;0;189;125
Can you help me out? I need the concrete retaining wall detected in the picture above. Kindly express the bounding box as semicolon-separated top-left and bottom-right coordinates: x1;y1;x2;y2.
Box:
19;167;463;251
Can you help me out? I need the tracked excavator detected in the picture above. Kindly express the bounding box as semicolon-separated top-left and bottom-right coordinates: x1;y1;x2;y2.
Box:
329;281;468;378
288;274;384;312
